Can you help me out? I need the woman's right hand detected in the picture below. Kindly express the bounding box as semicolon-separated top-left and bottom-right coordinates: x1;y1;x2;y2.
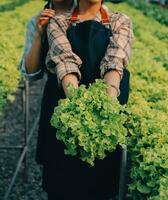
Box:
36;9;55;36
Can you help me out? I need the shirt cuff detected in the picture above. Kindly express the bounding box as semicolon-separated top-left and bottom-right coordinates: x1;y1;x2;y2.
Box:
19;57;44;81
46;52;82;86
100;57;124;79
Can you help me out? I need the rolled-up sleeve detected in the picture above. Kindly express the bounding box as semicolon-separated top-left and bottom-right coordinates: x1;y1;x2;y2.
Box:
100;13;134;79
19;16;44;81
45;16;82;86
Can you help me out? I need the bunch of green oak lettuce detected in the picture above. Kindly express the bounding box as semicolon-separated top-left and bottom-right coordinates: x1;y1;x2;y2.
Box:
51;79;128;166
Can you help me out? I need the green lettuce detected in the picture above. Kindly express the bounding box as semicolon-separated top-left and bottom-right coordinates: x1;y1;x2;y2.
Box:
51;79;128;166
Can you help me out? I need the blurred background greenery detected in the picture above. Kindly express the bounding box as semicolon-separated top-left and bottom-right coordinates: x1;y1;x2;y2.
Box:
0;0;168;199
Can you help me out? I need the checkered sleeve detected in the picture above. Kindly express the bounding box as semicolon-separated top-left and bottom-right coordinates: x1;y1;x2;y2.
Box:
45;15;82;86
100;13;134;79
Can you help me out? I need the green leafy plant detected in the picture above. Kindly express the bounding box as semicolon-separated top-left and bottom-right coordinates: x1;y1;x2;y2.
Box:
0;0;44;114
127;96;168;200
50;80;128;166
106;2;168;199
126;0;168;26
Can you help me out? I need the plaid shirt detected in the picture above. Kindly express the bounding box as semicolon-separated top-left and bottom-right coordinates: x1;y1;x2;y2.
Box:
46;8;134;85
19;2;77;81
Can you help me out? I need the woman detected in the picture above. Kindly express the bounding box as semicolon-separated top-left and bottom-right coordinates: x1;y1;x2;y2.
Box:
19;0;78;199
20;0;133;199
19;0;75;81
44;0;133;199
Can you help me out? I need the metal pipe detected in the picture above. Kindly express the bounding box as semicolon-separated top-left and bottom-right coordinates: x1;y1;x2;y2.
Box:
118;147;127;200
0;146;23;149
3;112;40;200
23;80;29;181
3;146;28;200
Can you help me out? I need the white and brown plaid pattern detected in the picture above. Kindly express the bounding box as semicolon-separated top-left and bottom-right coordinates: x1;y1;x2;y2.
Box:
45;9;134;85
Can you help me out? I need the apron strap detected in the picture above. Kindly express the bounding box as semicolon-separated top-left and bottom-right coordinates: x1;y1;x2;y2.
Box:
69;6;110;26
100;7;110;24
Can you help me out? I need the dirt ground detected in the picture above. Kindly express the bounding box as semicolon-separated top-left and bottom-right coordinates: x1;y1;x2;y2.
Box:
0;75;48;200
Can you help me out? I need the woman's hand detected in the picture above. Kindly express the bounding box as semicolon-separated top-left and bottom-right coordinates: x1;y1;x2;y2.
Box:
25;9;55;74
36;9;55;36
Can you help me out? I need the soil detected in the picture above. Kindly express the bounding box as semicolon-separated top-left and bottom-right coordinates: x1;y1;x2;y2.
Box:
0;74;47;200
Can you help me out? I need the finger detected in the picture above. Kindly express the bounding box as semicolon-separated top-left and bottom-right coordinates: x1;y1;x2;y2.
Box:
41;11;55;15
43;9;55;15
40;20;49;26
39;18;50;26
41;11;55;17
39;17;50;21
42;10;55;14
38;17;50;24
41;13;55;18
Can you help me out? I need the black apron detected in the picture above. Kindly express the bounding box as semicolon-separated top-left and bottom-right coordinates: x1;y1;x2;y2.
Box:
36;7;130;200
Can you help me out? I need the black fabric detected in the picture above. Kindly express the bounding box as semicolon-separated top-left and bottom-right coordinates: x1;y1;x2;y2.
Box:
36;19;130;199
67;20;112;85
44;0;51;9
40;0;51;70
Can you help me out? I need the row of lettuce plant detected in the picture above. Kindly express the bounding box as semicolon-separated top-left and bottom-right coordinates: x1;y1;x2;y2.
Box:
107;2;168;199
125;0;168;26
0;0;44;113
